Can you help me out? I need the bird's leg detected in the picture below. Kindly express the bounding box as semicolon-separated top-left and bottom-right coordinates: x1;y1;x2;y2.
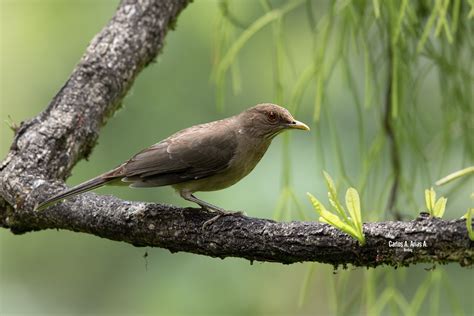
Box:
182;192;226;212
179;190;243;228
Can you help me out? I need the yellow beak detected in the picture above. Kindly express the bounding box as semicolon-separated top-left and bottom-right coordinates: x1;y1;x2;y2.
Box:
287;120;310;131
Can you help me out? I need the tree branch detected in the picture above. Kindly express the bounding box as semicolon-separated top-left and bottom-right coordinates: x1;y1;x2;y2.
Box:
0;0;472;268
2;196;474;268
383;38;402;220
1;0;190;214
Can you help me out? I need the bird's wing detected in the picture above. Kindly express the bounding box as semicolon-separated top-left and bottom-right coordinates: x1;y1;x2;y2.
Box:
111;123;238;187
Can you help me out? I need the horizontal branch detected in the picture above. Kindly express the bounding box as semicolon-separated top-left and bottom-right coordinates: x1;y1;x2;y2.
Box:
2;194;473;268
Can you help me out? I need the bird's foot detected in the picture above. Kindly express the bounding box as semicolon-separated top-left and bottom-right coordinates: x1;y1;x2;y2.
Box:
202;210;245;229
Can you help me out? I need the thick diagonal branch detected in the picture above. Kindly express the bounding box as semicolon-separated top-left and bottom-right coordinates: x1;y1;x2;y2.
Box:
0;0;472;268
0;0;190;211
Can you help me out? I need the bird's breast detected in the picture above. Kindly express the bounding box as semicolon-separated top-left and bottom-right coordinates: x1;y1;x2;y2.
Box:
230;139;271;177
174;138;271;193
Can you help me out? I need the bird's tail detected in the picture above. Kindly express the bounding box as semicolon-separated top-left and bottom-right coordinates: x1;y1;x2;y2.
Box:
35;175;116;211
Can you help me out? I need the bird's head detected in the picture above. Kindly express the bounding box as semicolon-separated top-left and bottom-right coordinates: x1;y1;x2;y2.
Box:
238;103;310;139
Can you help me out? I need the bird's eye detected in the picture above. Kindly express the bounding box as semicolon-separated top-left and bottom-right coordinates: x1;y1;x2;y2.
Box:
267;111;277;123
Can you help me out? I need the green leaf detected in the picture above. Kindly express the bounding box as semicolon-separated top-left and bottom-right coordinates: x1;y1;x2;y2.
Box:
307;172;366;246
328;192;344;218
466;208;474;241
432;197;447;218
345;188;363;241
319;211;359;240
307;192;327;216
323;171;337;195
424;187;436;213
318;216;329;224
423;187;448;218
346;188;362;228
323;171;347;219
309;193;356;238
319;208;345;227
308;192;365;245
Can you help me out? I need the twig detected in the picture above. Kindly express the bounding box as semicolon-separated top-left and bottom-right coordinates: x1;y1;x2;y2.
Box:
383;41;402;220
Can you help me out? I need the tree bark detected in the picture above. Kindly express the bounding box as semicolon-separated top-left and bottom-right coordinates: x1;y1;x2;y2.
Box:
0;0;472;268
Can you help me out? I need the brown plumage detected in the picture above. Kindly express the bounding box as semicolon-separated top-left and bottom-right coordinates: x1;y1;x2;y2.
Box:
36;103;309;212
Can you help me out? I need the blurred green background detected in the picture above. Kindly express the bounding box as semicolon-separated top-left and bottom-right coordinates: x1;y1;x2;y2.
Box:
1;0;473;315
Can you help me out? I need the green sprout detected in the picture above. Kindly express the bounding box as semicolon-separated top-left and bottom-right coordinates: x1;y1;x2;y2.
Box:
462;193;474;241
464;208;474;241
307;172;365;245
424;187;447;218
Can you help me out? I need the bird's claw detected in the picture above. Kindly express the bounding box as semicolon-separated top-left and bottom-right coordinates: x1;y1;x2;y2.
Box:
202;210;245;230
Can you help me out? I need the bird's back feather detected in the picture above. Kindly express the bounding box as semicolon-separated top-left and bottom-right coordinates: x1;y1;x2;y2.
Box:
117;119;239;187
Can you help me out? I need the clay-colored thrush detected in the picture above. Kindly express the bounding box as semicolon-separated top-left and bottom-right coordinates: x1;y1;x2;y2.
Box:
37;103;309;212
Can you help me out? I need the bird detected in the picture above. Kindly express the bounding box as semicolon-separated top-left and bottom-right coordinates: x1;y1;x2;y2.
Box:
36;103;309;217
